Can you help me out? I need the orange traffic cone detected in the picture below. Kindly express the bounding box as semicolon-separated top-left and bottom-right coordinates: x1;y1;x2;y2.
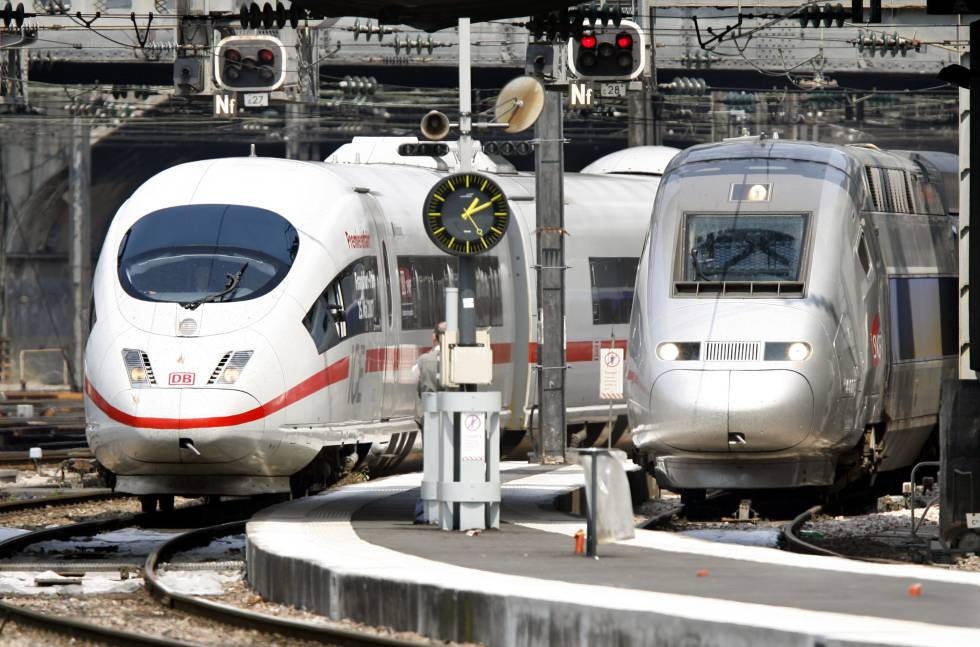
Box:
574;529;585;555
696;569;710;577
907;583;923;597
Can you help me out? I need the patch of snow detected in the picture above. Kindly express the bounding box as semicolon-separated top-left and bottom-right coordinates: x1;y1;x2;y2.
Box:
0;570;143;595
0;527;29;541
155;569;242;596
176;535;245;562
25;528;180;556
681;528;781;548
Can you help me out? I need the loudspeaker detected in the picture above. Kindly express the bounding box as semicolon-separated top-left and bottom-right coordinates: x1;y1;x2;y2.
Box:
420;110;451;141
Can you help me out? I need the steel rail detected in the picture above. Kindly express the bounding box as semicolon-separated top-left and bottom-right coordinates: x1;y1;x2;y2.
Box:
145;521;432;647
0;511;201;646
0;511;143;559
0;487;119;513
0;599;199;647
780;504;902;564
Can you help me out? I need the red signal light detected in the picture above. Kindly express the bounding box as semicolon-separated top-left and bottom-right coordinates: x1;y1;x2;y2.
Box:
580;34;597;49
616;33;633;48
224;48;242;62
257;48;275;64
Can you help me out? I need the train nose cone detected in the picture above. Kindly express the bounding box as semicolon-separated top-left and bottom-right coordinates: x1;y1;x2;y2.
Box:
642;369;813;452
176;388;267;463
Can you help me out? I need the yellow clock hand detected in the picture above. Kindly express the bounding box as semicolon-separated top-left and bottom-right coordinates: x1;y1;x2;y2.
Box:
459;198;485;236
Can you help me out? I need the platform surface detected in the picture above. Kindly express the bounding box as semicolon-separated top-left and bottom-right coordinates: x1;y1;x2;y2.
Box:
247;464;980;647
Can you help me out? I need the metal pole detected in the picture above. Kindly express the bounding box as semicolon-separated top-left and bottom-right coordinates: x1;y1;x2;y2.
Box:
458;18;473;174
587;452;598;557
970;19;980;372
628;0;654;147
68;117;90;392
535;86;566;464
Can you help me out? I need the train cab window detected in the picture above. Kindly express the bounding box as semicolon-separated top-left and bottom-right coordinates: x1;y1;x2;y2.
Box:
303;257;381;354
589;258;639;324
682;214;808;283
857;233;872;275
888;276;957;362
118;204;299;306
397;256;502;331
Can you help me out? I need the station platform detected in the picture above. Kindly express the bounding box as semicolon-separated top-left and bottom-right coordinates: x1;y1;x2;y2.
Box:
246;464;980;647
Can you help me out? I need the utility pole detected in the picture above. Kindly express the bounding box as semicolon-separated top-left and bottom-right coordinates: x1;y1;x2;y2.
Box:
287;27;320;161
68;117;90;392
534;51;566;464
628;0;655;146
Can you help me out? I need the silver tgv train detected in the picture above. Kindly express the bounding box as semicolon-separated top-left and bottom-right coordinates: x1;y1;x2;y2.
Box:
626;138;958;493
84;138;679;504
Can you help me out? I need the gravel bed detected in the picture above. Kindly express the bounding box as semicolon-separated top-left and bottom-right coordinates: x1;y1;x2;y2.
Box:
0;498;144;530
5;591;338;646
638;493;980;571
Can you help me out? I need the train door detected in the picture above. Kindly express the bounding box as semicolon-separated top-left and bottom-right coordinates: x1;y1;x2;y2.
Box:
361;194;396;420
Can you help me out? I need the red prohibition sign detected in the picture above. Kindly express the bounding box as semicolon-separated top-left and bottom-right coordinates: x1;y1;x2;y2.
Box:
464;414;482;431
604;352;621;368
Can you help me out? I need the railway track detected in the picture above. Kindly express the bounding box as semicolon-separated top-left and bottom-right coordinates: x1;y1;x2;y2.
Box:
0;496;434;646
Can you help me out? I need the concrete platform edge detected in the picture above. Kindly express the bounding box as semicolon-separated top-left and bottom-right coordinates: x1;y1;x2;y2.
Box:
246;523;894;647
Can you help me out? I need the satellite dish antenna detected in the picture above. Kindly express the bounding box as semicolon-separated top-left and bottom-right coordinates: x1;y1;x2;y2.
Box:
494;76;544;134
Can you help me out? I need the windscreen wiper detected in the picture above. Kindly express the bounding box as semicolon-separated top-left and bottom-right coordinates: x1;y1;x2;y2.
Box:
180;263;249;311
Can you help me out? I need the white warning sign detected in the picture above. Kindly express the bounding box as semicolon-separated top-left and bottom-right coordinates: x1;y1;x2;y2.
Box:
460;412;486;462
599;348;624;400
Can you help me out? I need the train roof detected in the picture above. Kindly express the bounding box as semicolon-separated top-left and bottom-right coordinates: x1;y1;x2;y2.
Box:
113;152;660;239
663;137;921;179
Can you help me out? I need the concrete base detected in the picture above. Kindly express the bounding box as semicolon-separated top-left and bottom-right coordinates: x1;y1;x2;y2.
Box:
247;465;980;647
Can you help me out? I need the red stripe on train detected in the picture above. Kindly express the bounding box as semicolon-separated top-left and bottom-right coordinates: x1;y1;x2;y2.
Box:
85;357;350;430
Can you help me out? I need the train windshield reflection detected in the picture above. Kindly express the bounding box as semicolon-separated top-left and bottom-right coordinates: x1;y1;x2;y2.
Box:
683;214;807;282
118;204;299;304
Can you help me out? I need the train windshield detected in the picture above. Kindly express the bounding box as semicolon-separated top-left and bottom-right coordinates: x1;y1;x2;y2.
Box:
117;204;299;305
684;214;807;282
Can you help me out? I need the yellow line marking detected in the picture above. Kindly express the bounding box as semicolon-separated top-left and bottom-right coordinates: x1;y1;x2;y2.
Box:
490;226;502;235
428;212;441;217
465;175;470;188
466;240;470;254
481;238;489;249
494;211;507;216
433;194;445;202
447;179;455;191
433;227;445;234
448;236;455;247
481;179;488;191
491;194;503;202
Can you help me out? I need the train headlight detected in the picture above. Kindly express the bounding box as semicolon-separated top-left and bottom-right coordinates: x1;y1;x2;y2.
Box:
121;348;155;386
765;342;811;361
788;342;811;361
214;350;253;385
656;342;700;361
657;343;679;361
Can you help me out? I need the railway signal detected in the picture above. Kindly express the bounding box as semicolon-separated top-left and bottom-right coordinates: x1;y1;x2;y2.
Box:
214;35;287;92
567;19;645;81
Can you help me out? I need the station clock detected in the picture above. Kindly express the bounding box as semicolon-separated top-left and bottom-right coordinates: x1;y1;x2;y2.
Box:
423;172;510;256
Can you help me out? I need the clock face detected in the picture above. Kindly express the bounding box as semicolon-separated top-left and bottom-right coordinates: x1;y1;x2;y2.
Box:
423;172;510;256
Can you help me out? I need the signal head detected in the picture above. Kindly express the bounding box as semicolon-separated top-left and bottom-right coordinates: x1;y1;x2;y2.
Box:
568;19;645;81
214;35;286;91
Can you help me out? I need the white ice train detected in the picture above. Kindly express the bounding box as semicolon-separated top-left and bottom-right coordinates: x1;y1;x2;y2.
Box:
84;139;679;508
626;139;958;496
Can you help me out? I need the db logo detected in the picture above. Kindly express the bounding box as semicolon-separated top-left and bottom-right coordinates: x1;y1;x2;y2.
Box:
870;314;882;367
168;372;195;386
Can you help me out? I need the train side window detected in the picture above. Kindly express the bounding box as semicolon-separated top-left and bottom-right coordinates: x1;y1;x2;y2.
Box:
381;242;393;329
397;255;502;330
589;257;639;325
857;233;871;276
888;276;957;362
303;257;380;353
